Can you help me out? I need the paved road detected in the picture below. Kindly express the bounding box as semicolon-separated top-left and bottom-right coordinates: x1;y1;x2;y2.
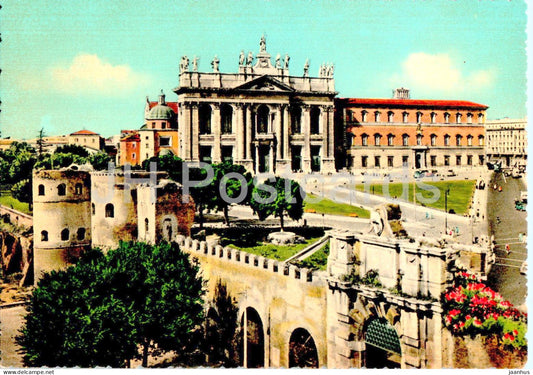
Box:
0;305;26;368
485;173;527;307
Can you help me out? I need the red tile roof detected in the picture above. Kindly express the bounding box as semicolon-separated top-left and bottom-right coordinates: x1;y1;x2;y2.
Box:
120;133;140;142
148;101;179;113
340;98;488;110
70;129;100;135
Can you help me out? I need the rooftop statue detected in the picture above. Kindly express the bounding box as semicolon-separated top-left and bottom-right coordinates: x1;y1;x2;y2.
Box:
192;56;199;72
260;35;266;53
179;56;189;73
284;54;290;69
239;50;245;66
247;51;254;66
275;53;281;69
303;58;309;77
211;55;220;73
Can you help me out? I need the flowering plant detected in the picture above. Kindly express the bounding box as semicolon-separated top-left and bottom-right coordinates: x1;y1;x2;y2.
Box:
442;272;527;349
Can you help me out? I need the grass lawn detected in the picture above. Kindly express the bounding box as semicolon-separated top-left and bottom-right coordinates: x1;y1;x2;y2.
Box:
0;193;31;214
355;180;476;215
227;236;322;261
293;243;329;271
304;194;370;218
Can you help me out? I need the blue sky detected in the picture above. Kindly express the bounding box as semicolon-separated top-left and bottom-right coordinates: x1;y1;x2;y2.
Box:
0;0;527;139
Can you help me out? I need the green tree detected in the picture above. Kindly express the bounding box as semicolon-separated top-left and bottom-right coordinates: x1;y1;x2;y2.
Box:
211;162;253;226
188;165;217;229
142;154;184;182
88;152;112;171
55;144;90;157
250;177;305;231
11;179;32;209
17;242;205;368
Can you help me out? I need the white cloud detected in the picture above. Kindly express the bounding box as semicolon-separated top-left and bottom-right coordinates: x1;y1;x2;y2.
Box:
48;54;152;96
390;52;495;95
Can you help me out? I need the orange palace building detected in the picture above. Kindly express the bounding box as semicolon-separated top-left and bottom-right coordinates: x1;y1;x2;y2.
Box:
336;88;488;171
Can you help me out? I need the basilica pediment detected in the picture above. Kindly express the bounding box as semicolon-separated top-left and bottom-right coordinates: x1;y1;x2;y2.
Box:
233;75;295;93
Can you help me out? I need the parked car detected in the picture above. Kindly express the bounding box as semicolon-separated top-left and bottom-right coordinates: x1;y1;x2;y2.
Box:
413;169;429;178
445;169;457;177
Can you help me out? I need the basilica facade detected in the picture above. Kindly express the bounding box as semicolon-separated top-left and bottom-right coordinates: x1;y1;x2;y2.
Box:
173;37;337;174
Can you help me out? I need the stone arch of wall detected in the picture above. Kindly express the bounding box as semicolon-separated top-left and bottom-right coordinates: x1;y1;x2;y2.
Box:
287;326;320;368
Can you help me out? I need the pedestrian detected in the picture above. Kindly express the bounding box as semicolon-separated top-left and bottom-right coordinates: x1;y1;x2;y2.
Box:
505;243;511;255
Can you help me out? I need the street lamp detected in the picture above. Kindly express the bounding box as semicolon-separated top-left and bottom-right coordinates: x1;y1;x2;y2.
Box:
444;187;450;234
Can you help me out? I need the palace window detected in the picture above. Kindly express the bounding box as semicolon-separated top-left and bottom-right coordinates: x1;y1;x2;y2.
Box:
456;135;463;146
291;107;302;134
456;155;462;165
444;112;450;124
61;228;70;241
402;134;409;146
387;134;394;146
430;155;437;167
430;134;437;146
387;156;394;167
416;134;422;146
444;155;450;166
310;107;321;134
361;134;368;146
467;155;473;166
221;104;233;134
361;156;368;168
362;110;368;122
478;135;484;146
105;203;114;218
478;113;484;123
374;156;381;168
160;137;171;147
479;155;485;165
374;133;381;146
467;113;473;124
402;112;409;123
456;113;462;124
444;134;450;146
199;104;212;134
374;111;381;122
402;156;408;167
430;112;437;124
467;135;473;146
387;111;394;123
38;184;45;196
416;111;422;123
57;183;66;196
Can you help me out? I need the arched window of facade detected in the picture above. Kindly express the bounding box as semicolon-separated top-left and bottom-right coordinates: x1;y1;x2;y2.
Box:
387;111;394;123
444;134;450;146
402;134;409;146
310;107;320;134
416;134;423;146
75;183;82;195
456;134;463;146
61;228;69;241
467;135;473;146
57;183;66;196
105;203;114;218
387;134;394;146
402;112;409;123
430;112;437;124
444;112;450;124
41;231;48;242
77;228;86;241
416;111;422;123
38;184;45;196
478;135;485;146
374;111;381;122
456;113;462;124
361;110;368;122
291;107;302;133
466;113;473;124
361;133;368;146
374;133;381;146
221;104;233;134
257;105;269;134
478;113;484;123
430;134;437;146
199;104;212;134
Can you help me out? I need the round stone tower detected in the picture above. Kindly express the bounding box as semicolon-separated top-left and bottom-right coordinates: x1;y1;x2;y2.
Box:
32;168;91;281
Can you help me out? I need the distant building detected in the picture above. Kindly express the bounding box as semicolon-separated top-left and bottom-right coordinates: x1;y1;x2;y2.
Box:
118;92;179;166
485;118;527;167
337;88;488;171
68;129;105;152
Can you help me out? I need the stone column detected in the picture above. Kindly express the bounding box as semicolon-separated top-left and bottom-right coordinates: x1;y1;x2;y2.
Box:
302;105;311;173
191;103;199;161
236;104;245;161
254;143;259;174
282;105;290;160
246;105;253;160
328;106;335;158
321;105;329;155
269;143;275;173
181;102;191;161
213;103;221;163
274;105;282;159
